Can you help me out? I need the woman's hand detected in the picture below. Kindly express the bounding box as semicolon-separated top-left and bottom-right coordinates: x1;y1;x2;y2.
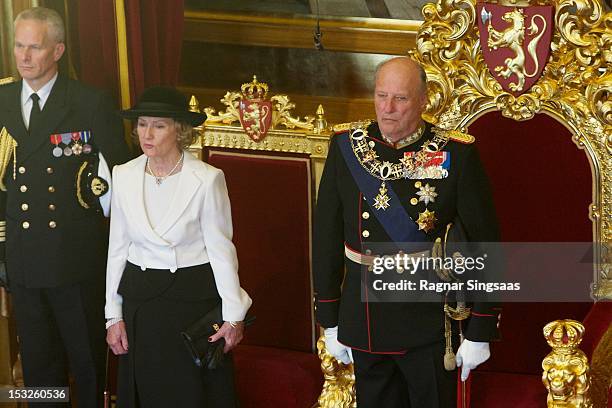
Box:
209;321;244;353
107;321;129;355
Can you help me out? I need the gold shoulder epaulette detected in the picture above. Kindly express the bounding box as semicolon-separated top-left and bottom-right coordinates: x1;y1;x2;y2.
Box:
0;77;15;86
332;119;374;134
332;123;352;134
432;127;475;144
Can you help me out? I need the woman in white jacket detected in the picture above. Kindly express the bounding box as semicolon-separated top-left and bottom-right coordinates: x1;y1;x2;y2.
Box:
105;87;251;407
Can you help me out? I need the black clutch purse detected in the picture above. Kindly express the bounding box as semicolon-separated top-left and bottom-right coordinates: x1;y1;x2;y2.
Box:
181;303;226;369
181;304;255;370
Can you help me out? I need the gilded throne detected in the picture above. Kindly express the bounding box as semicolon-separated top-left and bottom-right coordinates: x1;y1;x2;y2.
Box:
316;0;611;406
188;0;610;406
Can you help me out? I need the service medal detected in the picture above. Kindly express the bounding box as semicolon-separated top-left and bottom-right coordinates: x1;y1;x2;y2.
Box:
72;142;83;155
81;131;92;154
60;133;72;146
50;134;63;157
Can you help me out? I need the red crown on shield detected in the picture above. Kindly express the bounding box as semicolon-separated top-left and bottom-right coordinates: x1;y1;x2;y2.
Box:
241;75;269;100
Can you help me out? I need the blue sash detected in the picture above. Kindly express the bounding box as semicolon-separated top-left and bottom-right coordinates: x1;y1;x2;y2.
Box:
336;132;427;244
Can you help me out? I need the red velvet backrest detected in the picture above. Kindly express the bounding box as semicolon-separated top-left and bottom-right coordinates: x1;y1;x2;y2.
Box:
205;149;315;353
467;112;593;374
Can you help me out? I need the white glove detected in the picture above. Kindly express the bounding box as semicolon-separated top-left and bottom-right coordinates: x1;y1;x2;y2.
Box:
456;339;490;381
324;326;353;364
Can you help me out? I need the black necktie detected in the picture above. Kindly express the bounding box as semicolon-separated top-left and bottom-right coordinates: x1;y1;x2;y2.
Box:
29;93;41;133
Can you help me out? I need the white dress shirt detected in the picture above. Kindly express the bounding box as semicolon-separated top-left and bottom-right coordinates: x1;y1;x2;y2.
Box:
105;153;252;322
21;73;57;128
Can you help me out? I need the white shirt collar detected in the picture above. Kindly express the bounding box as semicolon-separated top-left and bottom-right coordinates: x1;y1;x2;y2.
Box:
21;72;58;110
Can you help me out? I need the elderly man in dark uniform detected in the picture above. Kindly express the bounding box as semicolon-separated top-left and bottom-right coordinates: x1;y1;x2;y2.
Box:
313;57;501;407
0;7;129;407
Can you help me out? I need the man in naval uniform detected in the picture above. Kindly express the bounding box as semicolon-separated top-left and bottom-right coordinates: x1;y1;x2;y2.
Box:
0;7;129;407
313;57;501;407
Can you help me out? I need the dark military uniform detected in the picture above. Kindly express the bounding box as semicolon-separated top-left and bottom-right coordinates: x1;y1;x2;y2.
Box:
313;122;500;407
0;74;130;407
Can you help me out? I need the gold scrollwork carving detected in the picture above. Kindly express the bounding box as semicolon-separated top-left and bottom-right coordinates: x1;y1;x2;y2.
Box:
270;95;315;131
202;76;316;131
412;0;611;299
203;91;241;125
542;320;593;407
314;335;356;408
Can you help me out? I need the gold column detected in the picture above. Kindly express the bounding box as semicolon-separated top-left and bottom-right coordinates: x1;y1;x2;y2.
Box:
113;0;130;110
113;0;132;148
0;1;16;77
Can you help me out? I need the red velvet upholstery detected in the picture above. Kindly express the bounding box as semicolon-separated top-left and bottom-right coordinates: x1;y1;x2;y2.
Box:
468;112;592;243
234;345;323;408
205;148;320;407
466;112;603;405
470;371;548;407
207;149;315;352
581;301;612;360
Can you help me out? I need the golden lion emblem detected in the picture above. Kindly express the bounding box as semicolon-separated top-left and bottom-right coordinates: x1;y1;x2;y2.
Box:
542;352;592;407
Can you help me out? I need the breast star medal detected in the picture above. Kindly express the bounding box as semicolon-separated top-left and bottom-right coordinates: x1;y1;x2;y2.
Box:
417;209;437;232
416;183;437;205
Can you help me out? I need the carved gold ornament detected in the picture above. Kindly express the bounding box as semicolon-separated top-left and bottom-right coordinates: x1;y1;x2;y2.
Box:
411;0;611;299
204;75;315;131
315;335;356;408
542;320;593;407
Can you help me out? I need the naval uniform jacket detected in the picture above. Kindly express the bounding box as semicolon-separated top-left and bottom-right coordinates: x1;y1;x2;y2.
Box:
104;152;252;322
313;122;500;353
0;74;129;288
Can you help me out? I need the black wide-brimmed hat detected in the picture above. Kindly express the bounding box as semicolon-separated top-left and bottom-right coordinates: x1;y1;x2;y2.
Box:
120;86;206;127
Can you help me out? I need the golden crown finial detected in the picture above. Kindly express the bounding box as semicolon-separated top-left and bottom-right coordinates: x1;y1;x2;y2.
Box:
189;95;200;113
543;319;585;354
241;75;269;100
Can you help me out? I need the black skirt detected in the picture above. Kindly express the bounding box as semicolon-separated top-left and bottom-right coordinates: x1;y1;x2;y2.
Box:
116;262;238;408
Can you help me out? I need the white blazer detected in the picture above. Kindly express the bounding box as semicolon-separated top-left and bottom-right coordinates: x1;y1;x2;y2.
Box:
105;152;252;322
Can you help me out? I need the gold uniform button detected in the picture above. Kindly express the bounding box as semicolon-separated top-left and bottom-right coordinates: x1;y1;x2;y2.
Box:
18;166;26;174
410;198;418;205
49;204;56;211
49;221;57;229
362;211;370;220
414;181;422;188
21;203;28;211
46;167;54;174
20;185;27;192
48;186;55;193
362;230;370;238
22;221;30;229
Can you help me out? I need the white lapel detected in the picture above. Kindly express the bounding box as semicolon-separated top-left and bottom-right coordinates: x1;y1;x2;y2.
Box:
153;152;202;237
122;155;172;246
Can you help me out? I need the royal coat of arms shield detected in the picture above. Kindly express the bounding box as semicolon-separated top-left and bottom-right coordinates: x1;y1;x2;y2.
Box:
477;4;554;95
238;99;272;142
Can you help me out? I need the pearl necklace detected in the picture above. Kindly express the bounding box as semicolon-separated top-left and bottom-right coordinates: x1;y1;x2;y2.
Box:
146;152;184;185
